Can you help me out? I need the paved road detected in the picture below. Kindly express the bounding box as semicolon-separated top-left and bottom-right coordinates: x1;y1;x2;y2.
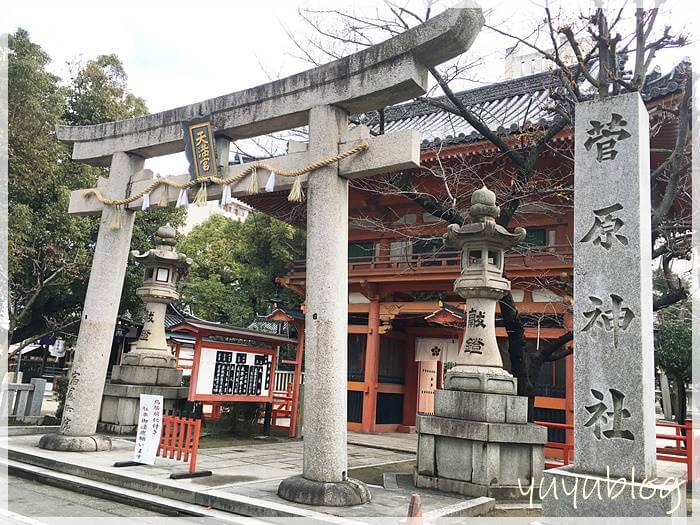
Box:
8;474;168;518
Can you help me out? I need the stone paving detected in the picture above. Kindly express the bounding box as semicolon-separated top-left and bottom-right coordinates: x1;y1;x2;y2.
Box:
5;433;475;519
347;431;417;454
5;429;687;519
9;474;167;518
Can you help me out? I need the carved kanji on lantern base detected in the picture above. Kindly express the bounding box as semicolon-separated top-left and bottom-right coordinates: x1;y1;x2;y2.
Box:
440;186;525;393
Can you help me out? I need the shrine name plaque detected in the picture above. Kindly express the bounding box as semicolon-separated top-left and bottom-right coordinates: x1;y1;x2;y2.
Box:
189;344;276;403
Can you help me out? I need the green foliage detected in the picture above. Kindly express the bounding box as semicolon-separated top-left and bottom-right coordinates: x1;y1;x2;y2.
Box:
178;212;305;326
8;28;96;344
64;54;148;125
653;268;692;381
656;317;691;381
8;29;184;344
653;268;692;422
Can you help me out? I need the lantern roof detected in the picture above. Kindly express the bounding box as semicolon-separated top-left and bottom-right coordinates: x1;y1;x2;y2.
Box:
131;224;193;271
443;186;526;250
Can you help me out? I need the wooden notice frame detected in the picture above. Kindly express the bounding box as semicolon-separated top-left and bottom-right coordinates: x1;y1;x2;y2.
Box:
188;340;277;403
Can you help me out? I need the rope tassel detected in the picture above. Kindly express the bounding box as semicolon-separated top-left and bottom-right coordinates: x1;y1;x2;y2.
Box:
141;192;151;211
176;189;189;208
248;167;259;194
265;171;276;193
194;182;208;206
110;205;122;230
288;176;304;202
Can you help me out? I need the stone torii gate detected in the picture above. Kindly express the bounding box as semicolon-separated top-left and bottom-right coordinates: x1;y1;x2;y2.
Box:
39;6;484;506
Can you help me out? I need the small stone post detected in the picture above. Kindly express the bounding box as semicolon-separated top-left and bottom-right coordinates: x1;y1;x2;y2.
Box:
40;152;143;452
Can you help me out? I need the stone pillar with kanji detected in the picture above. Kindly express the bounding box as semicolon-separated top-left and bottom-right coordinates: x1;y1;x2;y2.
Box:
542;93;686;516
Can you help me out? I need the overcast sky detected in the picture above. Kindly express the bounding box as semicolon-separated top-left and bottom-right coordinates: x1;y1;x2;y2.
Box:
4;0;694;174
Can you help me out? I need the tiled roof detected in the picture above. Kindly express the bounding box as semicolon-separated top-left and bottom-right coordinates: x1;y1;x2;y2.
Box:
357;62;688;148
247;315;289;335
165;304;186;329
164;304;296;344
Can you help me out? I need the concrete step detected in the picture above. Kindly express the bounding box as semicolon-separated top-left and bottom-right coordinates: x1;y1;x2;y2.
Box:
5;447;364;523
6;458;264;523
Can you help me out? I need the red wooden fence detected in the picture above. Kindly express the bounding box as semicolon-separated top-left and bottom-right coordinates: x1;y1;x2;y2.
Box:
535;419;693;483
271;384;294;429
158;415;211;479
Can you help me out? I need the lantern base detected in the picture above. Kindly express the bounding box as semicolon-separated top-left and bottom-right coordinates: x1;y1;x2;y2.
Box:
98;382;189;435
120;349;178;369
445;365;517;395
111;364;182;386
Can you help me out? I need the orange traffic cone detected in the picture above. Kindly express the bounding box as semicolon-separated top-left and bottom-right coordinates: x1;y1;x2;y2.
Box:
407;493;423;524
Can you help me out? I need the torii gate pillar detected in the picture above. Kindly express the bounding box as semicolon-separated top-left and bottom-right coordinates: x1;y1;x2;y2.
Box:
277;106;370;504
40;152;143;451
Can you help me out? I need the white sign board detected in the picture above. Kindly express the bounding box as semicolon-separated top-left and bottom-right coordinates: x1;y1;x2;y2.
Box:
191;346;274;401
133;394;163;465
415;337;460;363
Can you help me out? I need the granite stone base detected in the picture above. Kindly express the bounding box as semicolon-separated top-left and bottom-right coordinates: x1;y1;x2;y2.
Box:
444;368;517;394
541;466;686;517
38;433;112;452
434;389;527;423
111;364;182;386
414;471;529;500
415;389;546;500
98;382;189;435
277;475;371;506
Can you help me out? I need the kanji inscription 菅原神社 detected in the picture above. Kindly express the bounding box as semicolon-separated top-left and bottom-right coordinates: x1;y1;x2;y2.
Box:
583;113;631;162
580;203;628;249
567;93;655;484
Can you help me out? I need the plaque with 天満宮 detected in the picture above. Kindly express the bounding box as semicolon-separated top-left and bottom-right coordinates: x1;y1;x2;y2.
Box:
183;117;219;181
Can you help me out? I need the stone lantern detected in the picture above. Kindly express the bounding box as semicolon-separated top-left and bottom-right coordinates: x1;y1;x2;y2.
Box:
414;186;546;499
113;224;192;383
100;225;192;434
442;185;525;394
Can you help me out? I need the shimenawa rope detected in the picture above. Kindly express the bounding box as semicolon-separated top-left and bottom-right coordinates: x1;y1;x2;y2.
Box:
85;140;369;212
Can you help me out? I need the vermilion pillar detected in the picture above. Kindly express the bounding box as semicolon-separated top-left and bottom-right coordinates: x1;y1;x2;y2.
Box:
564;310;574;454
403;333;418;427
362;297;381;432
289;323;305;438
